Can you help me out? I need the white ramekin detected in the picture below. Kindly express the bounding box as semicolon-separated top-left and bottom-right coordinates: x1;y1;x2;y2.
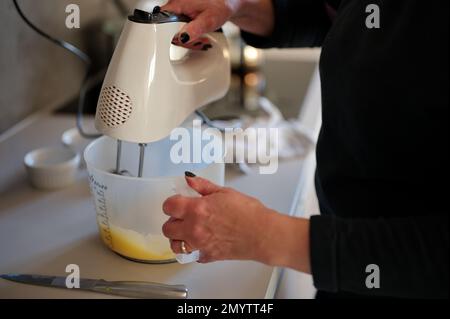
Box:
24;147;80;190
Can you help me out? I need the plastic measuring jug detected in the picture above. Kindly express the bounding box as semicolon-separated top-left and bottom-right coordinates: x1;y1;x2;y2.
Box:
84;130;224;263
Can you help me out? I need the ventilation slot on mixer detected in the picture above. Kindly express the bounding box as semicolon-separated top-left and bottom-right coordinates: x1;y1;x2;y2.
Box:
98;86;133;128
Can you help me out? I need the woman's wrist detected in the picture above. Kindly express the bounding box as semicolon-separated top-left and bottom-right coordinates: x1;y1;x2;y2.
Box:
257;211;311;274
231;0;275;37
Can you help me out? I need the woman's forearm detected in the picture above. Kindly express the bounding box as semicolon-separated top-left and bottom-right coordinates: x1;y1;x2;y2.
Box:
259;211;311;274
231;0;275;37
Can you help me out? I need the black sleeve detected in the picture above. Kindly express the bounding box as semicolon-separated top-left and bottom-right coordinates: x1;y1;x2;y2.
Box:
310;215;449;298
241;0;335;48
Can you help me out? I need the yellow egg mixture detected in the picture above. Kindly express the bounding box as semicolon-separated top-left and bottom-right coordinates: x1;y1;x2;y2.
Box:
98;223;175;261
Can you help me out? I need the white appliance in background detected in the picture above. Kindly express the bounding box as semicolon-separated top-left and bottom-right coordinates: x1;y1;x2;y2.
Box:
276;67;322;299
262;48;321;118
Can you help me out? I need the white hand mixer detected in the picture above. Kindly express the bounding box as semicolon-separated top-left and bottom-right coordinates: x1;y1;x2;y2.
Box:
95;2;230;177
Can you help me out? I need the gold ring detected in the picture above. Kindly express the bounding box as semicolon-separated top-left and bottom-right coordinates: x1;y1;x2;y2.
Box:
181;241;188;254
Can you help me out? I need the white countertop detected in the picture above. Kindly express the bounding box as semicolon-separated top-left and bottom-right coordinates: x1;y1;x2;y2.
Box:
0;111;315;299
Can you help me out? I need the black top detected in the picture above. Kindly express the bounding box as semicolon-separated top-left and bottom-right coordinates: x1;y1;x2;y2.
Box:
242;0;448;298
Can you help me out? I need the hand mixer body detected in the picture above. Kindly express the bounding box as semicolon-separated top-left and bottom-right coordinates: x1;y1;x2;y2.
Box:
95;10;231;144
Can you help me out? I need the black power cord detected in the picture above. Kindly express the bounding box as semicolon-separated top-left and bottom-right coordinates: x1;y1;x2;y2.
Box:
12;0;101;139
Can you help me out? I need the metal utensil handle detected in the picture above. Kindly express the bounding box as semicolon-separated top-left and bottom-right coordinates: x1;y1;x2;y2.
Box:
92;281;188;299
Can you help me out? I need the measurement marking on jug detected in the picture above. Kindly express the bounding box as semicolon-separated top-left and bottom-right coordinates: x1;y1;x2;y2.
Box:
89;175;113;249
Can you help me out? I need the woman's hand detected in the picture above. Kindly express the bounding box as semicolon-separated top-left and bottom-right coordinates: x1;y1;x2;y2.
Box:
162;173;311;273
162;174;274;263
162;0;239;48
162;0;275;48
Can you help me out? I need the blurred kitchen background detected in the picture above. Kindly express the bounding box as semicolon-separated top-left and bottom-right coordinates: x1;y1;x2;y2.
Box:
0;0;320;135
0;0;322;299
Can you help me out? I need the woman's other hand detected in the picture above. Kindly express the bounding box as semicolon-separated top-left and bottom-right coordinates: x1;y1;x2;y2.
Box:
162;0;275;48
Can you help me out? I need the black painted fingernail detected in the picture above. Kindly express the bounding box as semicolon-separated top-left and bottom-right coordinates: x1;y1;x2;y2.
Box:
185;171;196;178
153;6;161;14
180;32;190;44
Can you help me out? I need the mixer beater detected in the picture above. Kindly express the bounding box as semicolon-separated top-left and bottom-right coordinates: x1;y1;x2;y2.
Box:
113;140;147;178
